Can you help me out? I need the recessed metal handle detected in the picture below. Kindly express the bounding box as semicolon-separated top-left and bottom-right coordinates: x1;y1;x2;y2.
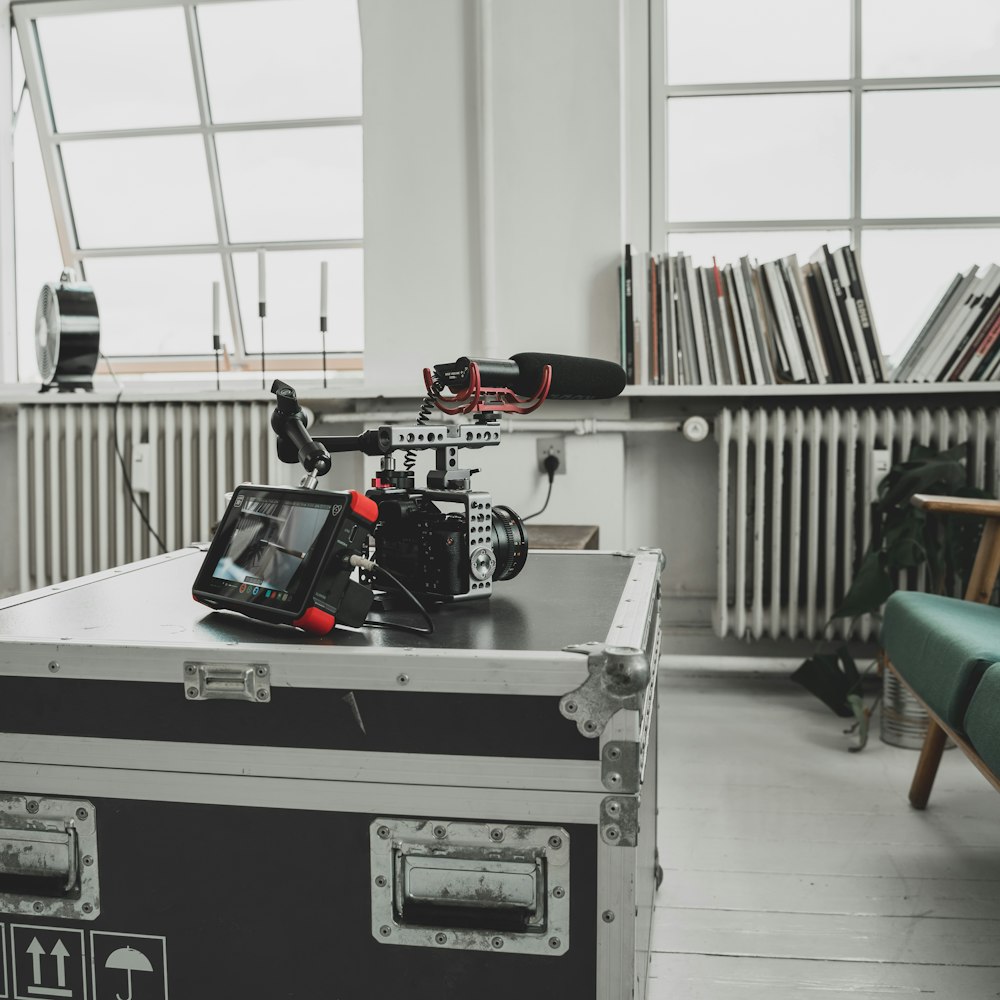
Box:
0;794;100;920
371;818;569;956
0;827;79;892
400;856;541;915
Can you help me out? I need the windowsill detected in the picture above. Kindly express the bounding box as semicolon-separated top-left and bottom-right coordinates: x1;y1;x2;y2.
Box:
0;375;429;405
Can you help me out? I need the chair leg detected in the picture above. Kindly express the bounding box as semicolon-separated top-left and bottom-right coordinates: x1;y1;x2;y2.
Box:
909;720;948;809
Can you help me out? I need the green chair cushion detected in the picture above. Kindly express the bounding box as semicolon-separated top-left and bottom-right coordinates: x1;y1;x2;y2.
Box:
882;592;1000;731
965;663;1000;777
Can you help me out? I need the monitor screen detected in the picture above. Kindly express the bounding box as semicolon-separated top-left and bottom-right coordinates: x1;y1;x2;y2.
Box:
208;490;341;607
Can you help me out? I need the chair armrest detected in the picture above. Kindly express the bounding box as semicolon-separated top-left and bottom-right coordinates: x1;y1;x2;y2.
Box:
911;495;1000;603
911;494;1000;519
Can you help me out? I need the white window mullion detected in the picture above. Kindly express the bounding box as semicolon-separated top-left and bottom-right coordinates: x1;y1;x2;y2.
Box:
850;0;863;253
183;3;245;367
15;15;78;265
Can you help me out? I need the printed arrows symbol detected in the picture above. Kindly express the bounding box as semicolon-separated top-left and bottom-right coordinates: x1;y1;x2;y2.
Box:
26;937;71;989
52;939;70;988
27;938;45;984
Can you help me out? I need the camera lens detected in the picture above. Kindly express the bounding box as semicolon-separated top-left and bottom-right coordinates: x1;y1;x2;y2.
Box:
491;505;528;581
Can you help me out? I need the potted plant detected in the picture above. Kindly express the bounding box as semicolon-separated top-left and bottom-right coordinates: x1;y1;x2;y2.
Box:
792;442;991;749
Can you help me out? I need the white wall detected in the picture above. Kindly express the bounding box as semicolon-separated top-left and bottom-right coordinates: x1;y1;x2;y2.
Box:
360;0;628;388
357;0;635;553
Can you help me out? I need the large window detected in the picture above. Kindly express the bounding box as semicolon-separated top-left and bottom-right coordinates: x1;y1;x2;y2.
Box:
12;0;363;379
653;0;1000;360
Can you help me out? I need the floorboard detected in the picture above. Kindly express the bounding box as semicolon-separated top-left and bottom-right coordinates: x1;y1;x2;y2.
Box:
649;670;1000;999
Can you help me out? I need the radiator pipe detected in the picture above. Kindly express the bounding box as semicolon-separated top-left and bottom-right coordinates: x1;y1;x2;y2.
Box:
313;411;708;439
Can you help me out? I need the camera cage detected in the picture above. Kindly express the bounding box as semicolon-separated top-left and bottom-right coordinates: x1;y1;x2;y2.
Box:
268;361;549;601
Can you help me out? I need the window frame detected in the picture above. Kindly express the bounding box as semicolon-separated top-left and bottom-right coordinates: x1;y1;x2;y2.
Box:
11;0;363;374
650;0;1000;268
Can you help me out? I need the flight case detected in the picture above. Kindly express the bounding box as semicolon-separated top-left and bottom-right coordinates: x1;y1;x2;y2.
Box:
0;548;662;1000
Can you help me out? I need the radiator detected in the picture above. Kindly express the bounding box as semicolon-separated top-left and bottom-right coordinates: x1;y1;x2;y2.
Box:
716;405;1000;641
16;401;284;592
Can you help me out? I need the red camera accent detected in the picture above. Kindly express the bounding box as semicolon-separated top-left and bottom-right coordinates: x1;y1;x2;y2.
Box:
422;361;551;416
292;606;337;635
349;490;379;524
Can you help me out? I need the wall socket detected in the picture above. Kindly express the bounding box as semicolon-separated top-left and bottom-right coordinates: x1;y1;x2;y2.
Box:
536;436;566;474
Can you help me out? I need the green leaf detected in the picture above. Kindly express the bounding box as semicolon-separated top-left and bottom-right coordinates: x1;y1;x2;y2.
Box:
846;694;870;752
832;550;894;621
791;656;856;718
879;458;965;510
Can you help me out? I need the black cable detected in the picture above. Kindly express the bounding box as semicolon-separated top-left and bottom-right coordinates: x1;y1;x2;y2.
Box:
363;561;434;636
101;354;168;554
523;453;559;522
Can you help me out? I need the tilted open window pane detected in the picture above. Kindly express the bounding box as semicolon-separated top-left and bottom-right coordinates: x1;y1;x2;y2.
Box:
35;7;199;133
860;228;1000;361
11;27;25;114
215;127;363;243
14;91;63;382
667;94;850;223
666;0;849;85
233;248;363;354
61;134;218;249
862;89;1000;219
82;254;232;357
863;0;1000;78
197;0;362;123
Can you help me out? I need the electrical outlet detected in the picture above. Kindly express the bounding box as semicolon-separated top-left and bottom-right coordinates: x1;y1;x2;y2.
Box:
536;436;566;475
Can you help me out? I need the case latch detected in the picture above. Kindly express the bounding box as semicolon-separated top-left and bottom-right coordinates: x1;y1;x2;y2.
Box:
184;662;271;702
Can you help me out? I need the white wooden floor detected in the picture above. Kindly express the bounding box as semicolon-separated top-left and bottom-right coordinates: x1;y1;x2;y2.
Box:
648;670;1000;999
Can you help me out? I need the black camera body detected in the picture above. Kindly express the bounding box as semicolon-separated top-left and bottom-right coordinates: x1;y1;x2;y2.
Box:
367;487;527;601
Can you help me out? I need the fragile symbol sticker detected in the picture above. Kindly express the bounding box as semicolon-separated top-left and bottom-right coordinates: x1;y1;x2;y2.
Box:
9;926;86;1000
89;934;167;1000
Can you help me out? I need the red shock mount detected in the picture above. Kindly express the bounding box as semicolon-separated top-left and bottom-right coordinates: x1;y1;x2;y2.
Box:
422;362;552;416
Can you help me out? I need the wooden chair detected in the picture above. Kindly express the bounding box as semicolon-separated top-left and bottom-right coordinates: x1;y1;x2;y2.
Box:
889;494;1000;809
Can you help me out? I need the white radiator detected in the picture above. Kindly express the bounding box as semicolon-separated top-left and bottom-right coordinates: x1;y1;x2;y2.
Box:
716;405;1000;641
16;401;282;591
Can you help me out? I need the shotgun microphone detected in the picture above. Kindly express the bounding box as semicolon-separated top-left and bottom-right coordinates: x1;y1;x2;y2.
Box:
433;353;626;400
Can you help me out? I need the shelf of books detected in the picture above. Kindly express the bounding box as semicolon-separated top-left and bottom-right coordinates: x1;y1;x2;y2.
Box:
618;242;1000;392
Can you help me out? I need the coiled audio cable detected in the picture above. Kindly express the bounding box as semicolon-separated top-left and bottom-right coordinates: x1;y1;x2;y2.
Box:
403;376;444;476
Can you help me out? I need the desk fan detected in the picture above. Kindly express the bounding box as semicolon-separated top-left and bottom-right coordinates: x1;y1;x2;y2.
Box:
35;268;100;392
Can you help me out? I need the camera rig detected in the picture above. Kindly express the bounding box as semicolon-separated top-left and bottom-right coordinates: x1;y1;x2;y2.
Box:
269;358;552;602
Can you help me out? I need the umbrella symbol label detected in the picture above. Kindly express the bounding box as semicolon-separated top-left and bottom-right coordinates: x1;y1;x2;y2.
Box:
9;925;86;1000
89;934;167;1000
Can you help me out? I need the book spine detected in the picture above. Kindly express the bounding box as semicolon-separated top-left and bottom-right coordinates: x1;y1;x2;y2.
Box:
682;255;711;383
675;255;698;384
803;264;850;382
665;255;677;384
785;255;831;382
723;264;751;384
698;268;722;384
843;246;885;381
649;255;660;386
950;298;1000;380
713;258;739;385
758;262;796;381
823;244;867;382
962;294;1000;381
624;244;635;384
893;270;971;382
